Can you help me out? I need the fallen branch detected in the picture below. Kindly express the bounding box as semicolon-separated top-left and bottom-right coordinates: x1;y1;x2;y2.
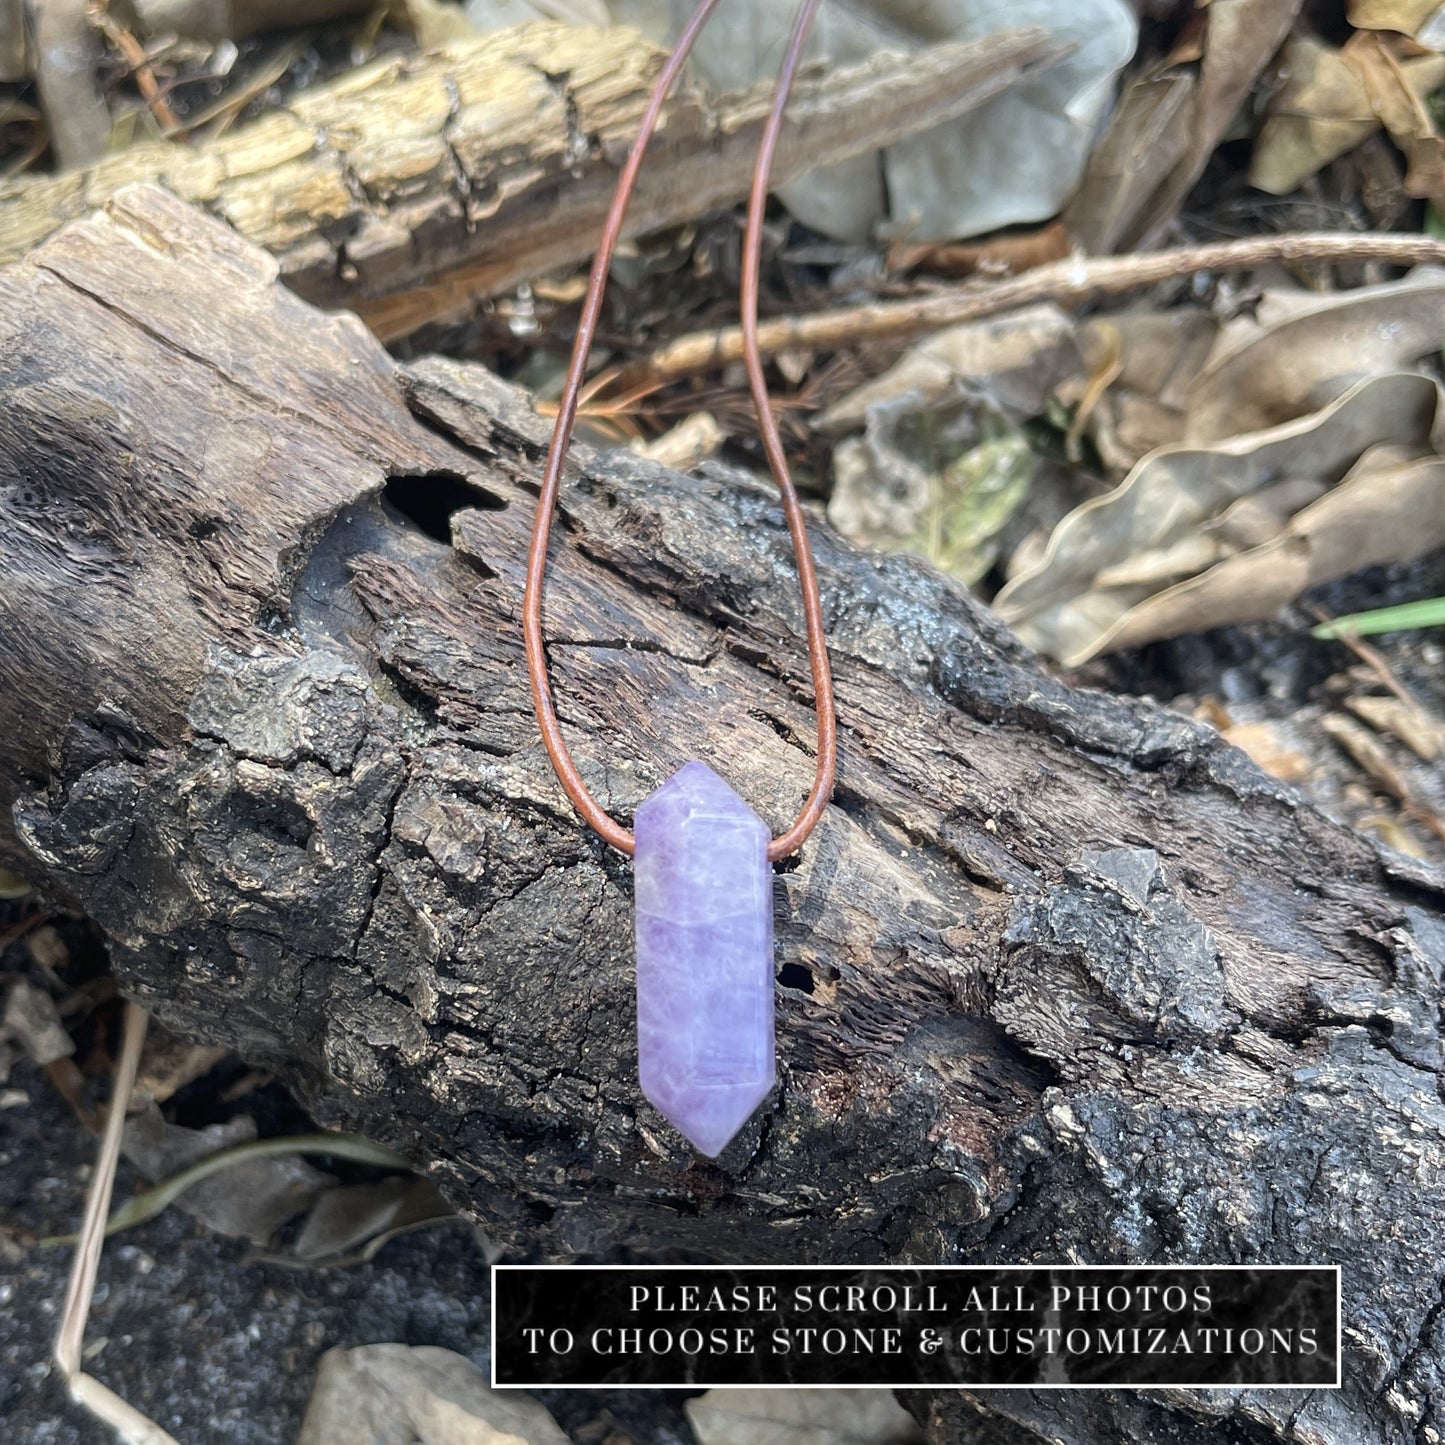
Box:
612;230;1445;392
5;183;1445;1444
0;21;1067;342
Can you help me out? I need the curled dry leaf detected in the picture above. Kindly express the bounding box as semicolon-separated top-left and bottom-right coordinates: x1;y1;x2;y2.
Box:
1349;0;1445;48
122;1106;335;1246
287;1175;459;1265
824;305;1070;583
1068;0;1303;251
1102;443;1445;648
1251;33;1394;194
298;1344;569;1445
1251;31;1445;198
687;1388;922;1445
818;304;1081;436
1065;306;1219;470
1182;271;1445;442
1344;30;1445;209
994;373;1440;664
1060;64;1197;255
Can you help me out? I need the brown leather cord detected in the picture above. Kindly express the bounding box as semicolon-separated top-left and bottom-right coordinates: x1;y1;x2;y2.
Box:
739;0;834;860
523;0;836;862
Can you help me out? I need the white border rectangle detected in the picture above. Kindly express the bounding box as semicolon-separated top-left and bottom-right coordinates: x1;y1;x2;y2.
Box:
489;1263;1343;1391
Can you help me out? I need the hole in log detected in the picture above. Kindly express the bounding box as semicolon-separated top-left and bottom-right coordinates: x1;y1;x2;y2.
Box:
778;960;814;994
383;471;505;544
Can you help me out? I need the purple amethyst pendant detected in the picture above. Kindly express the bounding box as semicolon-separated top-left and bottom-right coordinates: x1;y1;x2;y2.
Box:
633;761;775;1157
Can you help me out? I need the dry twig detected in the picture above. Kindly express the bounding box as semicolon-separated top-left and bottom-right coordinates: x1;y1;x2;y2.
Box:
92;6;182;136
611;231;1445;393
1308;602;1423;711
53;1001;179;1445
1321;714;1445;844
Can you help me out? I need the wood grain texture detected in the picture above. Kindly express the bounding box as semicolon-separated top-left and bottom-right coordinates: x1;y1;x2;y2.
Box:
0;21;1065;340
2;187;1444;1444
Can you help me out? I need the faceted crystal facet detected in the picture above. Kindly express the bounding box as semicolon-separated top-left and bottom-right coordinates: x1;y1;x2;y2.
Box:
634;761;775;1157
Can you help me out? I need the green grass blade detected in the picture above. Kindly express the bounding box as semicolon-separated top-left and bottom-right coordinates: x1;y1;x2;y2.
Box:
1310;597;1445;640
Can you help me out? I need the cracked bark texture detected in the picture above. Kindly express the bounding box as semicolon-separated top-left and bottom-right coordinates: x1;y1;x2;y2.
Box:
3;186;1445;1445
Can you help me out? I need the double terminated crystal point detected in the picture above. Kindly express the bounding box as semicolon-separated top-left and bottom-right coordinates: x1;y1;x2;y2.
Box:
633;761;775;1157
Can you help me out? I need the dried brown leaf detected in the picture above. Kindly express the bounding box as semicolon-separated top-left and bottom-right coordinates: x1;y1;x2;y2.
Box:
287;1176;456;1264
1067;306;1219;468
122;1107;335;1245
1071;0;1303;251
1204;477;1329;550
1343;30;1445;206
1349;0;1445;45
1345;692;1445;759
995;373;1439;663
889;220;1071;279
1184;272;1445;441
818;304;1081;436
1098;446;1445;658
1251;32;1445;195
1064;67;1197;253
1250;34;1382;194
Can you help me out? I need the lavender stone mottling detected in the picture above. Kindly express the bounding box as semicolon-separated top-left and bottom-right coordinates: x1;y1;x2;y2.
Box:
634;761;775;1157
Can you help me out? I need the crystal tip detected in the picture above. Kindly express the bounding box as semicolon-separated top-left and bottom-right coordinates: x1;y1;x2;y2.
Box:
643;1075;775;1159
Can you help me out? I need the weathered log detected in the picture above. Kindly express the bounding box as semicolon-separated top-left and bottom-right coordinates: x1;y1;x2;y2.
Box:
4;186;1445;1444
0;21;1066;340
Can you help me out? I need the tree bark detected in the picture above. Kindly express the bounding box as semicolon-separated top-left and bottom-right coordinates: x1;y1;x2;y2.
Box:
3;185;1444;1445
0;21;1064;341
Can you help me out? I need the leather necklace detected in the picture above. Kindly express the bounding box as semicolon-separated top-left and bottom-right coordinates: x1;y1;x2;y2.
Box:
523;0;835;1158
